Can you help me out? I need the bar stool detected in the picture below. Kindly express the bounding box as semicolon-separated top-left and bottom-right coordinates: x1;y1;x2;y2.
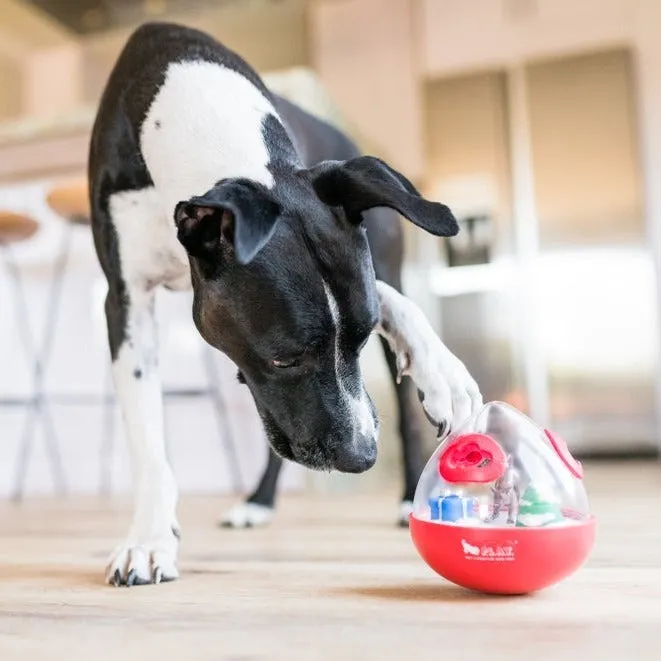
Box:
46;177;90;226
44;177;243;494
0;210;67;498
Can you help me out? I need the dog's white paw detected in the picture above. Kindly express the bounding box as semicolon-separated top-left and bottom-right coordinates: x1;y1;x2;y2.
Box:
415;349;483;435
398;500;414;527
106;467;180;587
219;502;274;529
106;524;180;587
375;281;483;435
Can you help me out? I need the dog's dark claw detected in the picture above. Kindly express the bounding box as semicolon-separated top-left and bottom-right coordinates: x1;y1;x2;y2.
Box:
125;569;151;587
418;391;444;430
111;568;122;587
437;421;448;438
152;566;176;584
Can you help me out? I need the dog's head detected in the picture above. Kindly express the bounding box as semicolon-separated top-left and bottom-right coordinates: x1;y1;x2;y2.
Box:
174;155;458;474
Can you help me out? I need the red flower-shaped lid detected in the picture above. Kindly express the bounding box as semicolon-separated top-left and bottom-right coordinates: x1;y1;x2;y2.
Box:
544;429;583;479
438;433;508;484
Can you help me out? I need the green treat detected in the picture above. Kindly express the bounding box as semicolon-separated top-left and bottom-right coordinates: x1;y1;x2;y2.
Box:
516;486;564;527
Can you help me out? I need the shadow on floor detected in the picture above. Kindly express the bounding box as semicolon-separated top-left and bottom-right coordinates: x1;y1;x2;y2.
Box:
335;582;533;603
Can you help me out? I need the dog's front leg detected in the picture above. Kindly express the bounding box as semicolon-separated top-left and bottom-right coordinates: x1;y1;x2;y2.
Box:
104;285;180;586
374;280;483;437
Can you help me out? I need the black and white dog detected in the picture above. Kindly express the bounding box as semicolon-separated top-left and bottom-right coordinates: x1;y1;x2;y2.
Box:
88;22;482;587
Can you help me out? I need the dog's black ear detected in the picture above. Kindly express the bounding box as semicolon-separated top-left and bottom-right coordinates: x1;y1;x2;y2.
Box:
174;179;282;265
307;155;459;237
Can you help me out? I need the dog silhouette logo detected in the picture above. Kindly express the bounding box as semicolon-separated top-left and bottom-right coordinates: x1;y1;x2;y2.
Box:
461;539;481;556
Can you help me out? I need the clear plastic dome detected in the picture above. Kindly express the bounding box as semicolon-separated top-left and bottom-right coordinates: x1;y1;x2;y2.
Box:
412;401;590;528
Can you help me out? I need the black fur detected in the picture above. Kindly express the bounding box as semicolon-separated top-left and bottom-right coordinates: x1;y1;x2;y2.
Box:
88;22;459;513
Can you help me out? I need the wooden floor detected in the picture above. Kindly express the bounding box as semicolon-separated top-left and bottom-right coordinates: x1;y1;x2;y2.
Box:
1;461;659;661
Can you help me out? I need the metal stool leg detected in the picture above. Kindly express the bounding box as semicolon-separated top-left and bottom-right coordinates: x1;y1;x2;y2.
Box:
3;241;43;501
9;392;39;503
36;396;67;494
7;222;72;500
202;344;244;493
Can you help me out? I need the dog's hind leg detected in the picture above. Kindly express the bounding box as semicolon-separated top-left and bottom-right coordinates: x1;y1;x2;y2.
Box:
219;446;282;528
92;188;180;586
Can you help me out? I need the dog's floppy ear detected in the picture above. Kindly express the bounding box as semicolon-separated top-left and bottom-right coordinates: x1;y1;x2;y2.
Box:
307;155;459;237
174;179;282;265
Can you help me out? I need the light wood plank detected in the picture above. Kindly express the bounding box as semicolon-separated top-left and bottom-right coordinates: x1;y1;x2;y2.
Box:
0;461;659;661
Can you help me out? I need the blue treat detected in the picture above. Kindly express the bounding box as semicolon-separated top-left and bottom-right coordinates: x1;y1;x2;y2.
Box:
428;498;440;520
440;494;463;522
465;498;475;517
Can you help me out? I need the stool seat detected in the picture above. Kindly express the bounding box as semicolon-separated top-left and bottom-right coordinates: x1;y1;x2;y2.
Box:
0;211;39;244
47;177;90;225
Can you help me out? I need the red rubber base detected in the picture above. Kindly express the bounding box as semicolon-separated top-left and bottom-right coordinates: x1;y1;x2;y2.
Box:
409;514;596;595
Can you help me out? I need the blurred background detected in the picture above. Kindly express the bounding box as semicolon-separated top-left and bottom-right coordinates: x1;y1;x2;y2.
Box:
0;0;659;501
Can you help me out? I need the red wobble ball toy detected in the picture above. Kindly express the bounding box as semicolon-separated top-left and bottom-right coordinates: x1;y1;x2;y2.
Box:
409;401;596;595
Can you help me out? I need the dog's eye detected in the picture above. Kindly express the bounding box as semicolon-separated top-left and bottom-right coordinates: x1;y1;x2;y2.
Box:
272;356;302;369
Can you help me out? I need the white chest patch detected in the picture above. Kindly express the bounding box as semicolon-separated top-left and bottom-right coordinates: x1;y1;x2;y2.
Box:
109;186;191;291
140;59;277;218
322;281;376;439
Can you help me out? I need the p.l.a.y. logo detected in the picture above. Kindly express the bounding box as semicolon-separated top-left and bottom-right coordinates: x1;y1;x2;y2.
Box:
461;538;517;561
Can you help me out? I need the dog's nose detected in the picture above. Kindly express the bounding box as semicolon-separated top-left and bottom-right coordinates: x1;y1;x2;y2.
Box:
331;434;378;474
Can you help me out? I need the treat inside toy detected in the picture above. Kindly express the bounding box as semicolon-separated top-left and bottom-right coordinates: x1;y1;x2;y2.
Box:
412;401;590;529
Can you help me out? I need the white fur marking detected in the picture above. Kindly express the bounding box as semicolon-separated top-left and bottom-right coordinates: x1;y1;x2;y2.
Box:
140;60;277;218
398;500;414;526
110;187;191;291
220;503;274;529
322;281;375;438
